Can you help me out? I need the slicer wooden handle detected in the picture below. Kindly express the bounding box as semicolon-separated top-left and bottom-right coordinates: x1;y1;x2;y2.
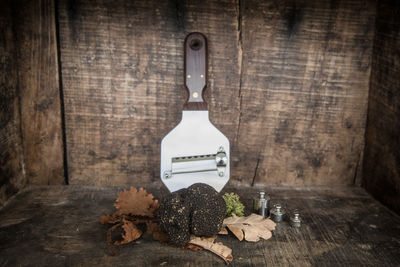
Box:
184;32;208;110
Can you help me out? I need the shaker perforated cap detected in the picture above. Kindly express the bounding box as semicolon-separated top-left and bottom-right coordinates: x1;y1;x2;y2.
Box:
270;203;285;223
290;210;301;227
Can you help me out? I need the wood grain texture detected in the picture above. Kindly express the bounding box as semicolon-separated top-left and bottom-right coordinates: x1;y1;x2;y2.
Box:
363;0;400;214
58;0;241;185
16;0;64;186
58;0;375;186
234;0;376;186
0;1;26;205
0;0;64;205
0;185;399;266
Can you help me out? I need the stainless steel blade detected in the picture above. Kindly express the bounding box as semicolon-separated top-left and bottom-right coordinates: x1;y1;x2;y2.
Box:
160;110;230;192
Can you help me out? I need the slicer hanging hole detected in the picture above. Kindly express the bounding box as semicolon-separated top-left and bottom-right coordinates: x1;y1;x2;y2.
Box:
193;92;199;98
189;39;202;50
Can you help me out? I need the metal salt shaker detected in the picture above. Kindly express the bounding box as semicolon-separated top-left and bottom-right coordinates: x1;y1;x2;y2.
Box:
253;191;270;217
290;210;301;227
270;203;285;222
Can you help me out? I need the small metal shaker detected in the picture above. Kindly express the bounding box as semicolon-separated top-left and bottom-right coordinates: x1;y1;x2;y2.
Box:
253;191;270;217
289;210;301;227
270;203;285;222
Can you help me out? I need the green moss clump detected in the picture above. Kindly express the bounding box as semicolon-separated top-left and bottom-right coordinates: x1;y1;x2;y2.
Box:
222;192;245;217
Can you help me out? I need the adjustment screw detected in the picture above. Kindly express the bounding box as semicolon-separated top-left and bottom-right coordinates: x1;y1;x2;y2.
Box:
164;172;171;179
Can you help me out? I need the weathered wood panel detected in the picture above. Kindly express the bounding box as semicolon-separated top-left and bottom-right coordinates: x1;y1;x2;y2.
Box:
1;186;400;266
58;0;241;185
234;0;376;186
363;0;400;214
0;1;25;205
0;0;64;205
16;0;64;186
59;0;375;186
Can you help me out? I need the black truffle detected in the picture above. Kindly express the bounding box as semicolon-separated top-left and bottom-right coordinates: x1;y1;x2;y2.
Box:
158;189;190;245
186;183;226;236
157;183;226;246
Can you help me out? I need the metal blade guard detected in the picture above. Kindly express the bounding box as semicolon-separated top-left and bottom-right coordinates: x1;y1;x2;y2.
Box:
161;111;230;192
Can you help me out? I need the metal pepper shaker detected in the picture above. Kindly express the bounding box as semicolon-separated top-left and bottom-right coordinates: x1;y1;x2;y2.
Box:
253;191;270;217
289;210;301;227
270;203;285;222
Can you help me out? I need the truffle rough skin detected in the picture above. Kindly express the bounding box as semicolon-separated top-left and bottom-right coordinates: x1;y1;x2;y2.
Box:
157;183;226;246
158;190;190;245
186;183;226;236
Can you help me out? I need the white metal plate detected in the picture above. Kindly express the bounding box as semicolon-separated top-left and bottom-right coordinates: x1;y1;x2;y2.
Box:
160;111;230;192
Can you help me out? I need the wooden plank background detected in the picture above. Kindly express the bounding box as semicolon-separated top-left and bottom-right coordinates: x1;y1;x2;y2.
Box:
0;0;64;206
57;0;241;186
363;0;400;214
57;0;376;186
235;0;375;186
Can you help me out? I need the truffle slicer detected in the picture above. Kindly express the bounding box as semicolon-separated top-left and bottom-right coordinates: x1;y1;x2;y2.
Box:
160;32;230;193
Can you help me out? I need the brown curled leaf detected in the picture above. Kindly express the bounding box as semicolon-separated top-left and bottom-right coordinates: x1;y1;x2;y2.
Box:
221;213;276;242
218;228;228;235
189;236;233;264
100;213;121;224
107;222;123;256
114;187;159;217
114;219;143;245
183;243;204;251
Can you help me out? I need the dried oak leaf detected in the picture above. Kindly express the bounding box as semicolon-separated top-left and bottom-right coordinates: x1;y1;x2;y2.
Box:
218;228;228;235
146;222;168;242
114;187;159;217
100;213;122;224
189;236;233;264
114;219;143;245
183;243;204;251
221;213;276;242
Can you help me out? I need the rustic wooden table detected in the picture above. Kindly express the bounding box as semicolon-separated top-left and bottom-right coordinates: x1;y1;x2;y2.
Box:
0;185;399;266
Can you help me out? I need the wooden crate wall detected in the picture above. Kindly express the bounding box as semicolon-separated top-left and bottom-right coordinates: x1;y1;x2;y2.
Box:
1;0;382;204
0;0;64;206
363;0;400;214
58;0;375;187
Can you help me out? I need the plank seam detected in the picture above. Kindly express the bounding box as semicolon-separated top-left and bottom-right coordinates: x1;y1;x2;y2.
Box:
361;1;380;188
54;0;69;185
251;156;261;186
235;0;244;145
